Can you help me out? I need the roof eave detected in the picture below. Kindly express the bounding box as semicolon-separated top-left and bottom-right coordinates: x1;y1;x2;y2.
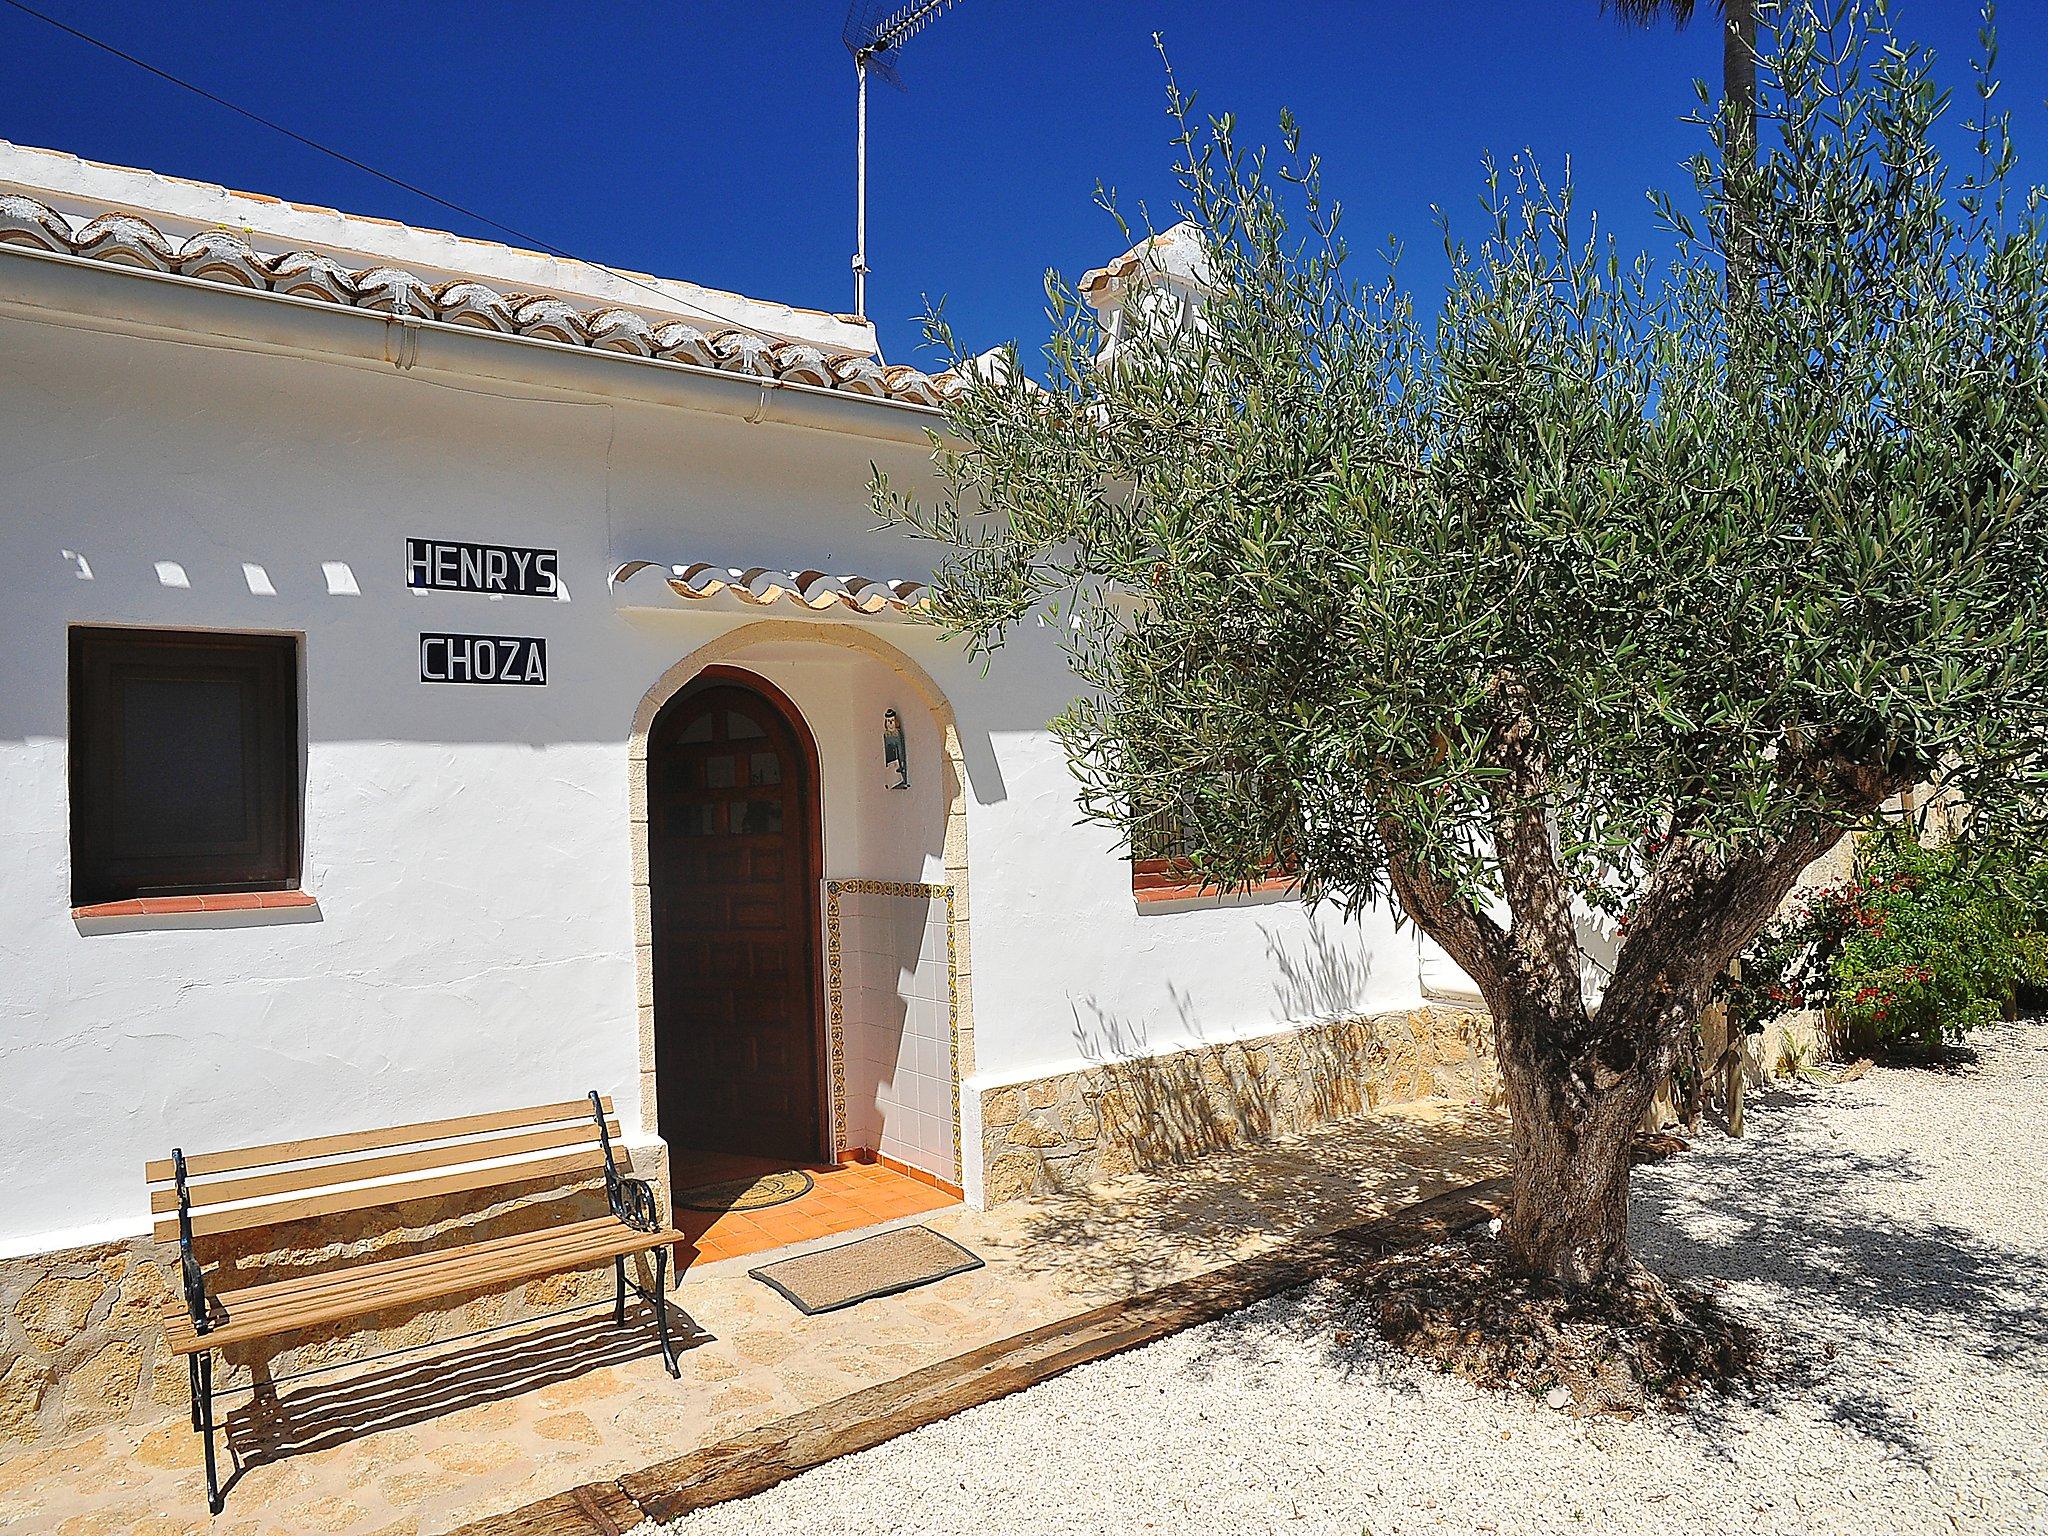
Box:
0;243;948;446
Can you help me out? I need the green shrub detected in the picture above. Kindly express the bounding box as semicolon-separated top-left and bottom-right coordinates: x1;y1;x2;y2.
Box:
1726;832;2042;1058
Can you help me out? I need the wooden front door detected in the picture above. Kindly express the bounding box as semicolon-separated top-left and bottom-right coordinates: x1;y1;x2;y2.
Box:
648;673;823;1165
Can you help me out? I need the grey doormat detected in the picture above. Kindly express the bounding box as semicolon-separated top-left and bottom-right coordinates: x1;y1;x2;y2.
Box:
749;1225;985;1315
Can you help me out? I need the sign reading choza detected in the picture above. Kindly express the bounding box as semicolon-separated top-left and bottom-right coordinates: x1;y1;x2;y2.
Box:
420;632;547;686
407;537;559;597
410;538;557;686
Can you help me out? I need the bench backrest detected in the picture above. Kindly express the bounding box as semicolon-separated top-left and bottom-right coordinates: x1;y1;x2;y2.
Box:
146;1095;620;1246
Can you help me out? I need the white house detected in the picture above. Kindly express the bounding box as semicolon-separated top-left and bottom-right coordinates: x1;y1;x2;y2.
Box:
0;141;1490;1438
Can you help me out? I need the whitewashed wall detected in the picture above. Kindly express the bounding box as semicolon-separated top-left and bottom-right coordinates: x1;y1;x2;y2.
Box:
0;293;1429;1253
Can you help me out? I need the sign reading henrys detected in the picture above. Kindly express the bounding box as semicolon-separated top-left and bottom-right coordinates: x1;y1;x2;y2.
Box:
407;538;558;598
420;633;547;686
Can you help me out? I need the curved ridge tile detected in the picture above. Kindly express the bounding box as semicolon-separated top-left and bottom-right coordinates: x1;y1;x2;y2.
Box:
651;321;718;366
268;250;358;303
709;328;776;377
880;364;947;406
628;561;925;615
434;280;515;331
841;576;927;612
511;295;588;345
0;194;75;252
587;308;656;356
0;195;956;411
71;213;176;271
354;265;437;317
175;230;271;289
770;342;834;388
828;355;892;397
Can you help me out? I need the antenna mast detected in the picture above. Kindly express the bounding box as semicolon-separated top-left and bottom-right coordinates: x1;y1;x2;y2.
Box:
844;0;965;321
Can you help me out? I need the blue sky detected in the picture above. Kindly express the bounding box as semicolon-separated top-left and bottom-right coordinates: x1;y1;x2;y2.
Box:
4;2;2042;367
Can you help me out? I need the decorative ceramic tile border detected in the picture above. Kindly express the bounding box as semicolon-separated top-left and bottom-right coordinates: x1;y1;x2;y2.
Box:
823;885;847;1155
822;879;961;1181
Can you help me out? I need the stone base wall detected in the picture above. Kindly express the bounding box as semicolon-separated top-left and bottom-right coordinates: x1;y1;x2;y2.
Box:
979;1006;1497;1204
0;1144;665;1448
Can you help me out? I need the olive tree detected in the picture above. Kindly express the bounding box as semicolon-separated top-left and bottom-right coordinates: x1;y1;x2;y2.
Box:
882;2;2048;1286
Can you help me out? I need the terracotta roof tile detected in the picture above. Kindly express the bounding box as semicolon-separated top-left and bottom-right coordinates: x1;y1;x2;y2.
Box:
0;192;963;411
610;560;927;616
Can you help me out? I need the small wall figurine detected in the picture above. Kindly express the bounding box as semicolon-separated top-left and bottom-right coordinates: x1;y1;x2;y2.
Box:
883;708;909;789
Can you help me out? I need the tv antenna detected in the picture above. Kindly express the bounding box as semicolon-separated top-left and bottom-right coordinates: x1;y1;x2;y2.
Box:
843;0;965;321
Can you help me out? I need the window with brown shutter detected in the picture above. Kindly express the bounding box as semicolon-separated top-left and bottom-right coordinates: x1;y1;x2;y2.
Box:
69;627;301;907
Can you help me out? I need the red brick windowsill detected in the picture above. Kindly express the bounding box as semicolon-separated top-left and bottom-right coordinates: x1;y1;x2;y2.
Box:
72;891;317;919
1132;860;1297;905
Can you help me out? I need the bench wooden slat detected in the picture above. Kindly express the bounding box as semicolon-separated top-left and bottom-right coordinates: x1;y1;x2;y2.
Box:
162;1218;679;1353
148;1120;622;1215
153;1146;609;1243
206;1216;636;1310
144;1096;613;1183
188;1243;649;1336
195;1224;656;1324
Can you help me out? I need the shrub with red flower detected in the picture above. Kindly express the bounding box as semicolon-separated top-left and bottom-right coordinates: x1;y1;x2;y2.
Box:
1722;832;2036;1056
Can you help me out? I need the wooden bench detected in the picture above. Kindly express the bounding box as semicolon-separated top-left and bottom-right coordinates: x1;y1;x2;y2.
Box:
147;1092;681;1513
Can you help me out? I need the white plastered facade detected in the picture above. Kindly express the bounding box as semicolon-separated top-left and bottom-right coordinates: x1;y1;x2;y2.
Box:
0;150;1444;1257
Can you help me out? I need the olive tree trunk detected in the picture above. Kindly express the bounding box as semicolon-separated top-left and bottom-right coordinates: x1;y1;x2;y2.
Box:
1494;1021;1654;1286
1381;736;1886;1288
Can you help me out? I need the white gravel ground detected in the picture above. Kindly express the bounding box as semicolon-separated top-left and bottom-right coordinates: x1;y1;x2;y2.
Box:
665;1021;2048;1535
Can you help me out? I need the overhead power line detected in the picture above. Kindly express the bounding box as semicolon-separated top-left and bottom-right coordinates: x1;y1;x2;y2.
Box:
0;0;829;340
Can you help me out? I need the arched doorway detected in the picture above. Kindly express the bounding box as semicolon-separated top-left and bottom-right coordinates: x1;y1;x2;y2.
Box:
647;668;825;1173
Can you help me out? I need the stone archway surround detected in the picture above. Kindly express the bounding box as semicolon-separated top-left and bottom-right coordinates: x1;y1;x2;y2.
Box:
627;619;975;1175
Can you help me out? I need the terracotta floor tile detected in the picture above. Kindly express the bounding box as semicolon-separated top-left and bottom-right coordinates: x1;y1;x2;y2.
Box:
668;1159;967;1266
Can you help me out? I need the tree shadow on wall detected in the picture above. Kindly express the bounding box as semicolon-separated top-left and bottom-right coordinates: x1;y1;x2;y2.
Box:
1261;920;1378;1023
1006;1098;1508;1298
1065;992;1286;1173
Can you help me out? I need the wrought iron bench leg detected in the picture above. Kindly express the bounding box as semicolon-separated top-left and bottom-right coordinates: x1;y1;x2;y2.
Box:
614;1255;627;1327
193;1349;222;1514
653;1247;679;1378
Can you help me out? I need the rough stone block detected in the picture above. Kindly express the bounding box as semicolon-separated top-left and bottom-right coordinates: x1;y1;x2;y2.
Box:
109;1261;172;1332
59;1339;143;1431
0;1358;47;1445
980;1085;1024;1130
146;1343;189;1412
16;1275;104;1354
981;1149;1046;1205
1007;1116;1065;1150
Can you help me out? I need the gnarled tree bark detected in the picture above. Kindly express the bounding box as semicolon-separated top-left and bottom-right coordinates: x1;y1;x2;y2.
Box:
1381;722;1902;1288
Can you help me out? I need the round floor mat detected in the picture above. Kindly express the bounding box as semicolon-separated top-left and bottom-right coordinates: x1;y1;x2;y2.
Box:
676;1168;816;1213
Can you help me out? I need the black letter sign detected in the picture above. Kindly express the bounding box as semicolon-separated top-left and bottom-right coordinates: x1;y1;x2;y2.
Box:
420;633;548;686
407;538;559;597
